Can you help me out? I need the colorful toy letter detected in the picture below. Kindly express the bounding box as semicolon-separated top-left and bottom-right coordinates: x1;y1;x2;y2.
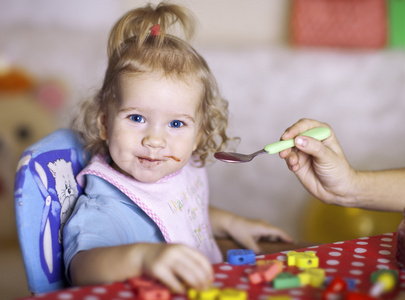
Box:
227;249;255;265
287;251;319;268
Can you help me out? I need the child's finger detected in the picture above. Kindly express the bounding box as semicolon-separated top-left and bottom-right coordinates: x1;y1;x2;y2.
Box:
174;260;212;290
152;265;187;294
182;247;213;281
168;246;213;290
269;228;294;243
240;236;261;254
254;225;294;244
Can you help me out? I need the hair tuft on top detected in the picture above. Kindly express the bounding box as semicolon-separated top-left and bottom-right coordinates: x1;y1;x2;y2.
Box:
108;2;195;58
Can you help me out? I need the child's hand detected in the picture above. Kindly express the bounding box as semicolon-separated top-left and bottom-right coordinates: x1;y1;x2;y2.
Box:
225;215;293;254
210;206;293;254
69;242;213;293
139;243;213;294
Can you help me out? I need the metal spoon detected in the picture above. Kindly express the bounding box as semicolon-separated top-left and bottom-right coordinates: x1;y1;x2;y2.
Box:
214;127;331;163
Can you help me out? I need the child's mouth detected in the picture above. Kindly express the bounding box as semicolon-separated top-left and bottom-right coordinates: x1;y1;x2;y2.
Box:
138;156;180;165
138;157;161;165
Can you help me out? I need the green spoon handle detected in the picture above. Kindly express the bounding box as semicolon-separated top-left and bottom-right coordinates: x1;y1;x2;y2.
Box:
264;127;331;154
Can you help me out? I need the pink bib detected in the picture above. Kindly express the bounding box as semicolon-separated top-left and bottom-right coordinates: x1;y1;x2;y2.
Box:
78;155;222;263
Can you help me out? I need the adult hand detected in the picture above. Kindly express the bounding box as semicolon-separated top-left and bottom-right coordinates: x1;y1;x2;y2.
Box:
279;118;357;206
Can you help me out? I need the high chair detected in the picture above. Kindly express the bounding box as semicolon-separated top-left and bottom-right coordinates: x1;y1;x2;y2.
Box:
14;129;86;294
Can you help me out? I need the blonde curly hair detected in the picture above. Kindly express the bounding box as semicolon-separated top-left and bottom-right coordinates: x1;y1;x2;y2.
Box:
71;2;232;166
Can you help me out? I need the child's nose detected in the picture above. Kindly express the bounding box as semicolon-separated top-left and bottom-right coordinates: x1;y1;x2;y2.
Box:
142;128;166;148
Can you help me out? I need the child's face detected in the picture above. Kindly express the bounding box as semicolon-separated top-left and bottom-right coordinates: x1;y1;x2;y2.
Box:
98;73;203;183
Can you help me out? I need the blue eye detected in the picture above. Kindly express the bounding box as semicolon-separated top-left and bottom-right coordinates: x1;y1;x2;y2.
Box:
130;114;145;123
169;120;183;128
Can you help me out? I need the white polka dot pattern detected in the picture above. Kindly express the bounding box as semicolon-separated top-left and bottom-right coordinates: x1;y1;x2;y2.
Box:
20;233;403;300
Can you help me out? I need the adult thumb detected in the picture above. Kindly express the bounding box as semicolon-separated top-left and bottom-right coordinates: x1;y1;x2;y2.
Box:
294;136;325;159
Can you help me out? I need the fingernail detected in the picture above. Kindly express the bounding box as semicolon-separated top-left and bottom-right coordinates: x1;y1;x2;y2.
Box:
281;131;289;139
295;137;307;147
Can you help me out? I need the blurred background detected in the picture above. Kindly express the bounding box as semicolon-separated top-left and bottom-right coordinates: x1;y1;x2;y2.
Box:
1;0;405;298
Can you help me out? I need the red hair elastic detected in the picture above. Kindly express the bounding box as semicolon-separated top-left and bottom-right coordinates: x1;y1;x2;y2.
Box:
150;24;161;36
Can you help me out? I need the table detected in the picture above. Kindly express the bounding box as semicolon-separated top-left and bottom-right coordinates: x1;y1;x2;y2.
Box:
17;233;405;300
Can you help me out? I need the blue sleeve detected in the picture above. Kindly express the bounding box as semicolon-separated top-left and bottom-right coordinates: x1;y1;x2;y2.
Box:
63;189;164;282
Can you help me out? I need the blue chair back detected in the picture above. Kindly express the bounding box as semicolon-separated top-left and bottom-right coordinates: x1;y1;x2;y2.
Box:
14;129;86;294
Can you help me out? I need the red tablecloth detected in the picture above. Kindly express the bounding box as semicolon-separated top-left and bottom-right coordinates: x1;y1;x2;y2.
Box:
18;233;403;300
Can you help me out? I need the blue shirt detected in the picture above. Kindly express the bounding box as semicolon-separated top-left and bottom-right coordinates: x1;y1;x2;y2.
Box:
63;173;165;280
